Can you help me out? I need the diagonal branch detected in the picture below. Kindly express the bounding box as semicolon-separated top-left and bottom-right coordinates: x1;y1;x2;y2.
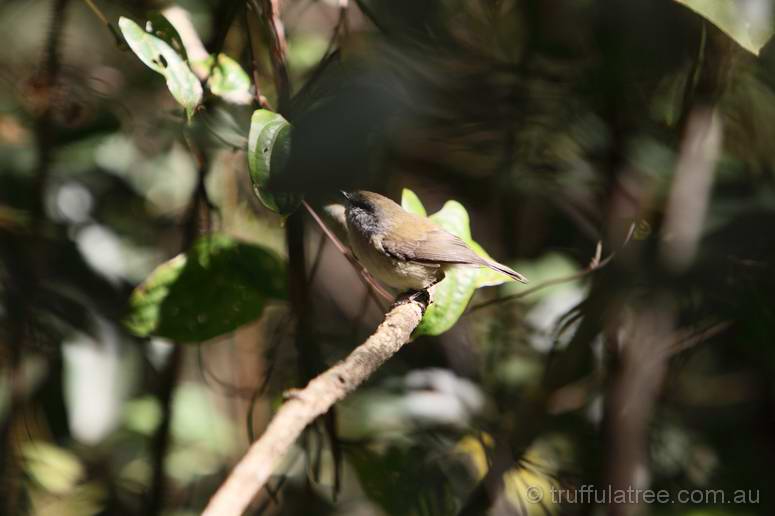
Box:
302;200;393;303
202;298;426;516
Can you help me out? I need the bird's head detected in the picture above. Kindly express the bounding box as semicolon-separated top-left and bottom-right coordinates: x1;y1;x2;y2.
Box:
341;191;395;234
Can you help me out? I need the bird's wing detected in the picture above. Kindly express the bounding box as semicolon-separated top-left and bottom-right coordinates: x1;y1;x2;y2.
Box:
381;214;483;265
381;211;528;283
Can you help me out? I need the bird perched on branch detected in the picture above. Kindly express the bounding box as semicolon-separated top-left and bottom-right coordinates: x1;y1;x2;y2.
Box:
342;191;527;292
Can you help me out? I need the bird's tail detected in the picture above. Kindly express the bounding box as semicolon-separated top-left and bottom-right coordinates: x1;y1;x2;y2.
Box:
482;258;528;284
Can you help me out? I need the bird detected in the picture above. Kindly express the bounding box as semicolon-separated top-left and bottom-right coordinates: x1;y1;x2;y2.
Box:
342;190;527;292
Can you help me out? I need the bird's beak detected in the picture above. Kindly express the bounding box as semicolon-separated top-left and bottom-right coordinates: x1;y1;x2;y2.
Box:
339;190;351;201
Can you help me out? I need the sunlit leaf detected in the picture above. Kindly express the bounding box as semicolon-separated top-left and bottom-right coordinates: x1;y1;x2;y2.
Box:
124;233;286;342
203;54;253;105
118;17;202;120
22;441;84;495
675;0;775;55
456;434;561;516
401;187;427;217
401;189;515;336
417;201;480;336
248;109;303;215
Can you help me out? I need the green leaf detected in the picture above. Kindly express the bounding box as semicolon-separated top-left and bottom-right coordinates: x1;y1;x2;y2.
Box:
203;54;252;105
400;189;515;337
401;187;427;217
124;234;286;342
118;16;202;120
247;109;303;215
675;0;775;55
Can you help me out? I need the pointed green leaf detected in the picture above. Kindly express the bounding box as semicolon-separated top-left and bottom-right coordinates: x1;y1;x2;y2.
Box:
118;16;202;120
248;109;303;215
675;0;775;55
415;200;477;336
124;234;285;342
401;188;427;217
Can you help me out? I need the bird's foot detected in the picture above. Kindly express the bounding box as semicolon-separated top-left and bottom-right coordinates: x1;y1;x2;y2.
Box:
408;288;431;306
394;284;436;309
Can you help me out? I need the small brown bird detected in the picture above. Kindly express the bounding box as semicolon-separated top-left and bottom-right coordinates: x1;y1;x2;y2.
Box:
343;191;528;291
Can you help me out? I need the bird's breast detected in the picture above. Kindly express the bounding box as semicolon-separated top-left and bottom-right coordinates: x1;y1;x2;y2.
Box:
346;224;442;291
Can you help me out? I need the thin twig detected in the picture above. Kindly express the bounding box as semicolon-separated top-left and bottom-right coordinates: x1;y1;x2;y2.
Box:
467;254;613;314
302;200;348;255
243;7;272;109
249;0;291;111
145;346;182;516
202;298;427;516
321;0;349;59
146;133;212;515
253;450;301;514
302;200;393;303
197;344;259;399
467;227;636;315
662;320;732;360
79;0;122;46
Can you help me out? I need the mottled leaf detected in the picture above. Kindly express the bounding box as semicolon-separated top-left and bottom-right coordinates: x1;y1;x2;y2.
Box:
124;234;285;342
146;12;188;61
400;189;515;336
118;17;202;120
204;54;252;105
247;109;303;215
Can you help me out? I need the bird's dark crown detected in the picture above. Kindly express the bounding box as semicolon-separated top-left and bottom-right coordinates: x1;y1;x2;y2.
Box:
343;191;386;235
342;191;378;212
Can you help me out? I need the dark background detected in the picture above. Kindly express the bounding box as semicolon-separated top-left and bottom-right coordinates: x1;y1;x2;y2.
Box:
1;0;774;515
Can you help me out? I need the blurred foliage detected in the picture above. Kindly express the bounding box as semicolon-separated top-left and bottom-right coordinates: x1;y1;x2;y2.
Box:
125;233;285;342
1;0;775;515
